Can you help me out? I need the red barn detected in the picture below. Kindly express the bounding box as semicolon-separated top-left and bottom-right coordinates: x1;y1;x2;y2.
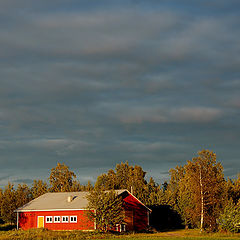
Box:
15;190;151;231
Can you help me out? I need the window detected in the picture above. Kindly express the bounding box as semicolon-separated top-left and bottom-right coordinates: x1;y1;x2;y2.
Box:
70;216;77;223
62;216;69;223
46;216;53;223
54;216;61;223
121;224;126;232
116;224;126;232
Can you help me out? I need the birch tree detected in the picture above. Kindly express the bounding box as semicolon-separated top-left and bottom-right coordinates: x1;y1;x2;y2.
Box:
183;150;225;231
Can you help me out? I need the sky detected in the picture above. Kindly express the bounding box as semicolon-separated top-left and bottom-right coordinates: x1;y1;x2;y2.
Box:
0;0;240;188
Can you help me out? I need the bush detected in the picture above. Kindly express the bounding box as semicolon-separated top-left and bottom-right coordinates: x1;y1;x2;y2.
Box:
218;200;240;233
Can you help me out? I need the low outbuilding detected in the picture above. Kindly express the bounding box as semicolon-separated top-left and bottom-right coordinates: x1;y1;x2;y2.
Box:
15;190;151;231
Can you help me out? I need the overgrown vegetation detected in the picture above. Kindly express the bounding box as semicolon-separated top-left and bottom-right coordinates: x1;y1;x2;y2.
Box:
0;150;240;233
218;200;240;233
0;228;240;240
86;189;124;231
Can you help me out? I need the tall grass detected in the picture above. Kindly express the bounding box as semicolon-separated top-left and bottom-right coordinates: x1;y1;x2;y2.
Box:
0;228;239;240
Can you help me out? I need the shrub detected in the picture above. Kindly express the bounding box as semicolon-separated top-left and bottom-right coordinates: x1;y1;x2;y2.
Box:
218;200;240;232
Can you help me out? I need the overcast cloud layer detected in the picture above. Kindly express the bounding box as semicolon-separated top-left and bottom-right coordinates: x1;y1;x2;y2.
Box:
0;0;240;187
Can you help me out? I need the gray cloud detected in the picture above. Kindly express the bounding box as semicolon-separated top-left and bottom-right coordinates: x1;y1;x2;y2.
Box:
0;1;239;186
108;105;224;124
14;178;33;184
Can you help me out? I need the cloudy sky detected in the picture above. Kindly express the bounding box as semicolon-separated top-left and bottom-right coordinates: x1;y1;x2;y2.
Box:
0;0;240;187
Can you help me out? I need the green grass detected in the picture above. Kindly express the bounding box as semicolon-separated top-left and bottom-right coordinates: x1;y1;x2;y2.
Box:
0;228;240;240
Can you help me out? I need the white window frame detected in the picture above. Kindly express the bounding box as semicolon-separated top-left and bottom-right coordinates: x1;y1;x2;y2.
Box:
116;224;126;232
70;216;77;223
62;216;69;223
54;216;61;223
46;216;53;223
121;224;126;232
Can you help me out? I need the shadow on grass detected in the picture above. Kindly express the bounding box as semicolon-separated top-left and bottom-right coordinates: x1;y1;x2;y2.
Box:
0;224;16;231
149;205;184;232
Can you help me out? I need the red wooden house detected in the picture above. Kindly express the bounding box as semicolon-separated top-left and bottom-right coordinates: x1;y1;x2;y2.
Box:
15;190;151;231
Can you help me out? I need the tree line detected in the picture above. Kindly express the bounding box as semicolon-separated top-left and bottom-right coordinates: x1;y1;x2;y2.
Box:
0;149;240;232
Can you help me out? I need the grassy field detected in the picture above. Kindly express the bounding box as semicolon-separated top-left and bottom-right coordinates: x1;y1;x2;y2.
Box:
0;229;240;240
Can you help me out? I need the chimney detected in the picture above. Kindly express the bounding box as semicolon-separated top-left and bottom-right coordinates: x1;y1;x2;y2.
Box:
67;196;73;203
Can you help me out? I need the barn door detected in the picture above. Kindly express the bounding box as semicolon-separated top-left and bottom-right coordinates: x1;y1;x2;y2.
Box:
125;210;134;231
37;216;44;228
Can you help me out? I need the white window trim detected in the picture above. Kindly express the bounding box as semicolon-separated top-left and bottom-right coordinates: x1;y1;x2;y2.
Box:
46;216;53;223
116;224;126;232
70;216;77;223
62;216;69;223
54;216;61;223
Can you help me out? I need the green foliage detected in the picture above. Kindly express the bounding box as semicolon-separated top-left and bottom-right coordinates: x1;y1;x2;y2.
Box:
1;183;17;223
166;150;226;231
49;163;77;192
95;162;149;204
0;183;32;224
80;180;93;191
0;189;3;222
164;166;185;210
31;180;48;199
218;200;240;233
226;174;240;205
145;178;165;206
0;151;238;232
185;150;225;231
86;189;124;231
15;184;32;209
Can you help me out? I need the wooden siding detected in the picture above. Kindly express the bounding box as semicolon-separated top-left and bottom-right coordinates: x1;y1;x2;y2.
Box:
122;193;149;231
19;210;94;230
17;191;150;231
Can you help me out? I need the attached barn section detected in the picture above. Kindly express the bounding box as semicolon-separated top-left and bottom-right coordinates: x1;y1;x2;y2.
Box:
121;191;150;231
15;190;151;231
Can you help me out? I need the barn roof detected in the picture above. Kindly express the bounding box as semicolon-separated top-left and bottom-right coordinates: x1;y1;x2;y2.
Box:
15;189;133;212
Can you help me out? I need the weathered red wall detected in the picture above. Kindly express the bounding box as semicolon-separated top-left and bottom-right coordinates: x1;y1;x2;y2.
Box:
123;194;149;231
19;210;95;230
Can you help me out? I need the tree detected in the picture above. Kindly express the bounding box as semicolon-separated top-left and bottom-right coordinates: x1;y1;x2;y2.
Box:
70;180;83;191
115;162;131;189
1;183;17;223
94;162;149;204
0;188;3;222
183;150;225;231
164;166;186;219
95;173;114;190
31;180;48;199
49;163;77;192
86;189;124;231
165;150;226;231
128;165;148;203
81;181;94;191
226;174;240;204
15;184;32;209
218;200;240;233
145;177;165;206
